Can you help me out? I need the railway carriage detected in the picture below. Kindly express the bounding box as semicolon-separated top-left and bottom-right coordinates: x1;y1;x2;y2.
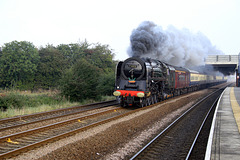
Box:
174;68;190;89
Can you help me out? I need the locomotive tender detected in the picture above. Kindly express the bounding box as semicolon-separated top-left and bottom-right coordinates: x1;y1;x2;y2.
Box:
113;57;226;107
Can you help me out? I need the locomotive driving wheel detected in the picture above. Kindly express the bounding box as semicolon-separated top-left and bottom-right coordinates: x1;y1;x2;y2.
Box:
151;96;154;104
153;95;158;103
146;98;150;106
140;98;146;107
120;97;127;107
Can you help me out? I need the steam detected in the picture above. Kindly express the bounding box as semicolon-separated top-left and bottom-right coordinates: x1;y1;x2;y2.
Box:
128;21;223;68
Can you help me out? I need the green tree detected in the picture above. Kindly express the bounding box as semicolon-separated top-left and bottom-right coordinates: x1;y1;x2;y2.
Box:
59;42;116;101
60;58;102;101
57;41;115;72
83;43;115;73
0;41;39;89
57;40;90;65
35;45;68;89
96;72;115;96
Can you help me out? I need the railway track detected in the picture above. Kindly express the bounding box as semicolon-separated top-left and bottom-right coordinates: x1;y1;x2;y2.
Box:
0;106;126;159
130;86;226;159
0;100;117;132
0;83;230;159
0;99;161;159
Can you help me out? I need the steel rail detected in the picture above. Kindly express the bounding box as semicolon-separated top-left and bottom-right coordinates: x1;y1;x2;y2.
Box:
185;96;219;159
0;83;231;159
0;107;122;143
0;103;155;159
129;86;226;160
0;100;117;131
0;107;125;159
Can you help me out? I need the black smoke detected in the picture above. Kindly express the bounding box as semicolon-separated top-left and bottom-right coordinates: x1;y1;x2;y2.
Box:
128;21;223;68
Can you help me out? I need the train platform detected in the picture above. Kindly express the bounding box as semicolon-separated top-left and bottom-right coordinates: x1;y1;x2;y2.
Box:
205;87;240;160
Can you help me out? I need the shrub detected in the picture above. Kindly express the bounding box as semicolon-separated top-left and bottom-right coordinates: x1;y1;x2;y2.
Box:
0;92;67;111
0;94;23;111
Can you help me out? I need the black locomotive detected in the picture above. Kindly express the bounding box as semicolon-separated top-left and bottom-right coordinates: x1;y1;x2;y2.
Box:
113;57;226;107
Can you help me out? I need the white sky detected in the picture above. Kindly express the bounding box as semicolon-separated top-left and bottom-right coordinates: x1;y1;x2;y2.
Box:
0;0;240;60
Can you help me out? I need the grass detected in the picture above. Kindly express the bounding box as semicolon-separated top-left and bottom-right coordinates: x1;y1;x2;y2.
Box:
0;89;115;119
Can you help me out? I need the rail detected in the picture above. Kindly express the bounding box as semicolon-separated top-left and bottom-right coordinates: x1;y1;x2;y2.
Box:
130;86;226;159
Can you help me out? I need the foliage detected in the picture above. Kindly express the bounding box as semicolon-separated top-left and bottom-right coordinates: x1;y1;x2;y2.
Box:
0;41;39;89
35;45;68;89
97;72;115;96
0;40;116;102
57;41;116;101
0;91;67;111
57;40;90;65
82;43;115;73
0;94;23;110
60;59;102;101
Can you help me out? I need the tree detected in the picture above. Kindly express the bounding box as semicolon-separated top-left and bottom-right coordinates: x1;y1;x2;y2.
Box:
96;71;115;96
60;59;102;101
0;41;39;89
83;43;115;73
57;40;90;65
35;45;68;89
59;42;116;101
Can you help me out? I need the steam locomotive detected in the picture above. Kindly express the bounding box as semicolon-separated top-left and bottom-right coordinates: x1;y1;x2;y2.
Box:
113;57;227;107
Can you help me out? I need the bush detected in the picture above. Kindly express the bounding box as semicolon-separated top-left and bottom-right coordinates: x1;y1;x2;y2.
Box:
0;94;23;111
0;92;67;111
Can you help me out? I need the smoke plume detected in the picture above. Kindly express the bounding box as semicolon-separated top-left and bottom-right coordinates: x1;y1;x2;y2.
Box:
128;21;223;68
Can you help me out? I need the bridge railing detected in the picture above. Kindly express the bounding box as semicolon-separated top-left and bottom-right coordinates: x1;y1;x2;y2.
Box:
205;55;239;64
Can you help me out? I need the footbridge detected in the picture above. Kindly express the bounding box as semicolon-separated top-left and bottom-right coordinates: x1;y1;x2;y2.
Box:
205;54;240;75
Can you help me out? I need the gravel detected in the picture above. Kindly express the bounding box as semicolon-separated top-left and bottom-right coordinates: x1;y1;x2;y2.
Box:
0;106;117;137
9;89;212;160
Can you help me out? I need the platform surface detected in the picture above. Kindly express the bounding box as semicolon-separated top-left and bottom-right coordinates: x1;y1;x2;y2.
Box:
205;87;240;160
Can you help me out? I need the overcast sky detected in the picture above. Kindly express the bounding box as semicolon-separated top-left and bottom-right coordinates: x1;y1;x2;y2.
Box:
1;0;240;60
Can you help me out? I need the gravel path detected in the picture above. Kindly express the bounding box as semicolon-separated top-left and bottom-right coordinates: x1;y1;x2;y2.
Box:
9;89;211;160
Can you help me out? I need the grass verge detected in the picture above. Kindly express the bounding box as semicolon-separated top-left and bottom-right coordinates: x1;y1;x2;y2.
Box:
0;90;115;119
